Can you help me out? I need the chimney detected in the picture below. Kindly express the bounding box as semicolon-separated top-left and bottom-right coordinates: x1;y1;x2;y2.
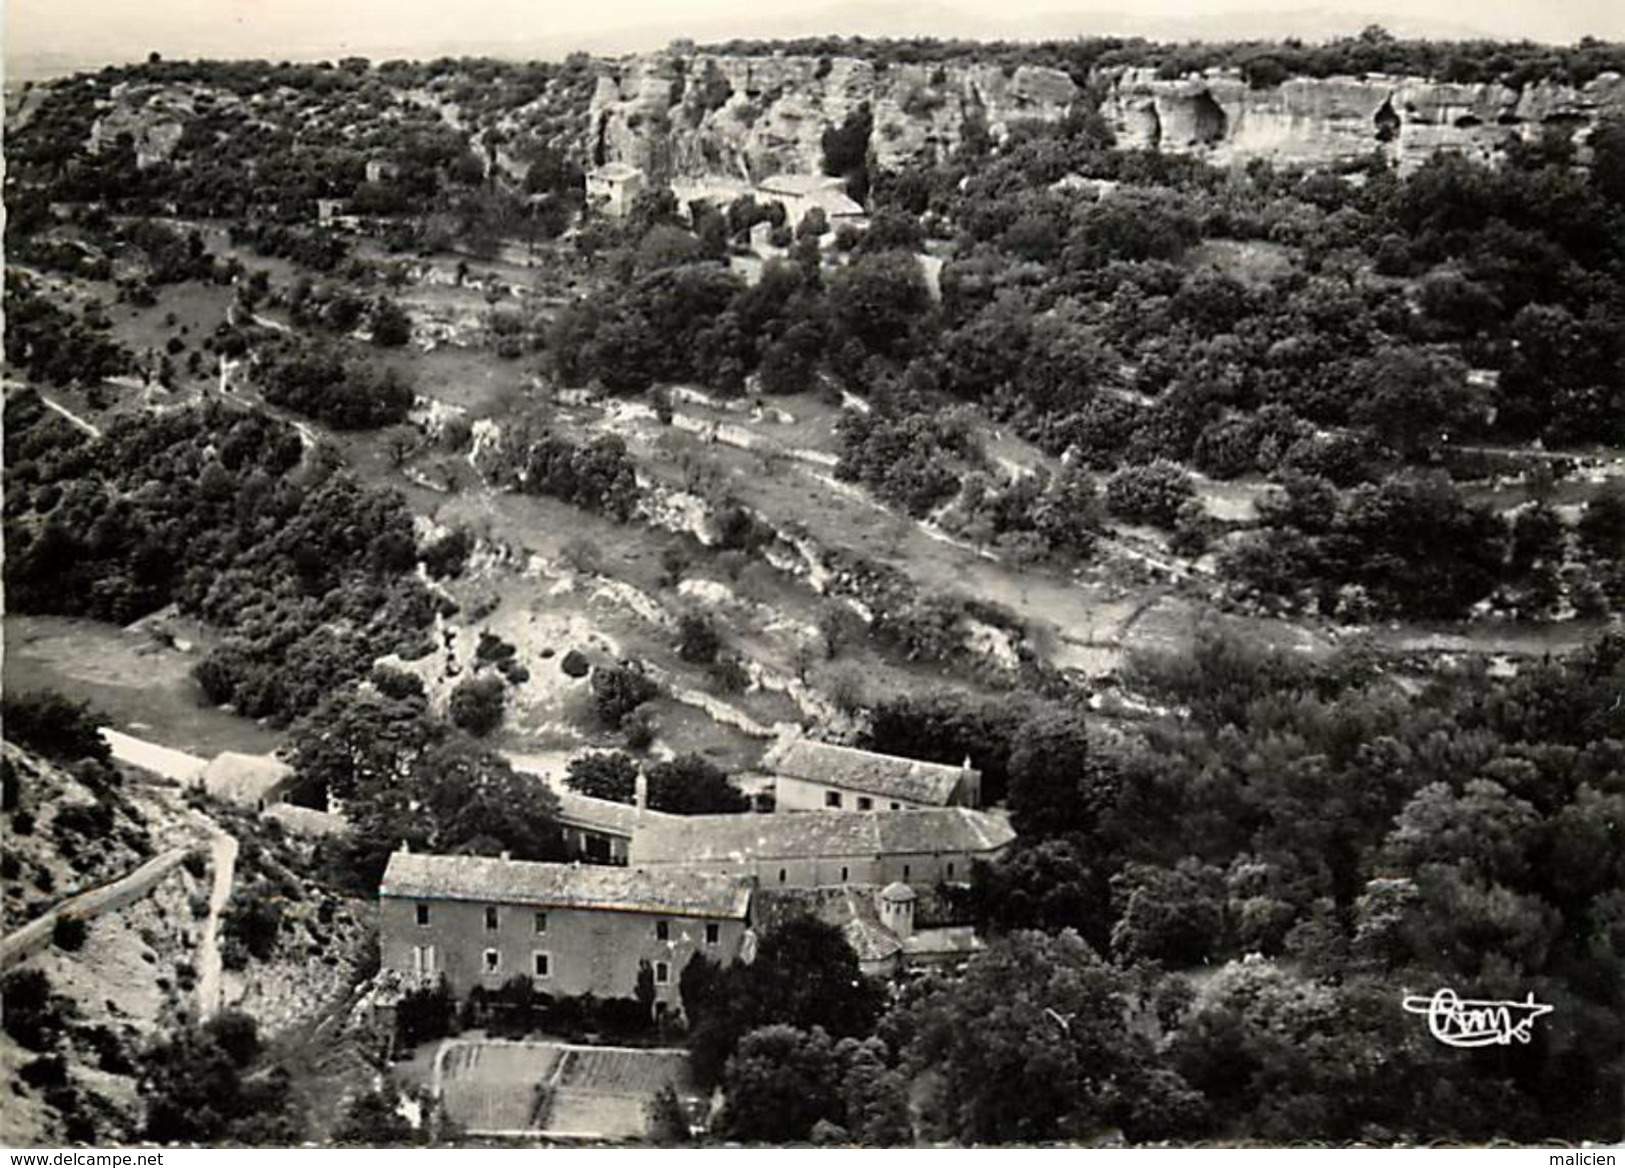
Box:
634;768;648;811
500;850;511;862
400;840;410;854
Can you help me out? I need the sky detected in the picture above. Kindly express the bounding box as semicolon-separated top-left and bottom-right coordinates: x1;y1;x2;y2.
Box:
6;0;1623;78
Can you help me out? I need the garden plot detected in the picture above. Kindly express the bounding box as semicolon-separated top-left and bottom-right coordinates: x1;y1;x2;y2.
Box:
434;1039;691;1139
545;1046;694;1139
437;1040;562;1134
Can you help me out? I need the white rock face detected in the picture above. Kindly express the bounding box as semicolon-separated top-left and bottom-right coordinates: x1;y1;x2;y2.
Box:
589;51;1080;183
1098;66;1625;172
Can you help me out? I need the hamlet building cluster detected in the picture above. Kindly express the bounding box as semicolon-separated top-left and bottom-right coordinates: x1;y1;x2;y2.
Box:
376;735;1011;1008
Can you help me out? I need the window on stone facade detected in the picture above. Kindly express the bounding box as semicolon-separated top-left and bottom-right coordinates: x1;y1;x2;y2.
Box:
655;960;670;984
483;949;500;973
533;952;550;978
485;906;499;931
840;866;849;882
890;802;901;811
903;864;910;880
705;922;720;945
778;869;787;883
534;911;548;934
825;791;842;808
416;903;430;926
656;919;669;941
947;862;956;878
857;796;873;811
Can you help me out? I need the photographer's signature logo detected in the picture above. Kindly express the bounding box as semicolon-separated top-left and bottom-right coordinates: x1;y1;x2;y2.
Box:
1402;988;1553;1047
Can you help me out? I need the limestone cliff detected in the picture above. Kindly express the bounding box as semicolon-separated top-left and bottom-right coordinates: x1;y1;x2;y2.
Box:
588;51;1080;184
1098;66;1625;171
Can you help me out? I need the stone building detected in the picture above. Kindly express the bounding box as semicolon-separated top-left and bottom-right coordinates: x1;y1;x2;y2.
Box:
378;851;753;1008
628;807;1014;889
196;751;294;812
586;162;646;219
755;173;866;231
841;882;983;977
765;730;982;812
553;787;676;866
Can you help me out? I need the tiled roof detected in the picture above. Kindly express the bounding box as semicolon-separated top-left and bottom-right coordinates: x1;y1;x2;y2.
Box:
768;737;973;806
840;889;982;964
380;853;752;919
903;926;983;959
875;807;1013;854
812;191;867;218
844;915;904;963
199;752;292;803
757;173;848;195
839;887;903;963
262;804;346;836
629;808;1015;866
552;789;675;838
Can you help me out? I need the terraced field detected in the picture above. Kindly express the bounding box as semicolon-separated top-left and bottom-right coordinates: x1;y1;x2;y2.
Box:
438;1041;561;1133
547;1046;693;1138
435;1039;693;1139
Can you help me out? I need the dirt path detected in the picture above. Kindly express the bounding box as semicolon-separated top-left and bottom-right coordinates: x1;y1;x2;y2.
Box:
192;818;239;1019
2;379;104;437
39;393;104;438
100;728;208;784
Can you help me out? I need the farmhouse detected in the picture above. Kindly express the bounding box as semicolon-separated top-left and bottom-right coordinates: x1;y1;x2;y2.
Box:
586;162;646;219
765;730;982;812
196;751;295;811
755;173;866;230
627;807;1015;889
378;851;753;1007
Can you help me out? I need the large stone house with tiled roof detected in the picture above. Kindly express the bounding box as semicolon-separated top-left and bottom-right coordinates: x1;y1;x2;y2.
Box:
627;807;1015;890
755;173;867;230
765;729;982;813
378;850;753;1007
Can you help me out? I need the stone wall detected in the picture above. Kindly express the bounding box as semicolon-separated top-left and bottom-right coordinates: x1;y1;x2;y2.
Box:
0;847;193;973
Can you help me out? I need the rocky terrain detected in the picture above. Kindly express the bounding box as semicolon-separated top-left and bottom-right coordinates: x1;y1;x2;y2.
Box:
1;741;377;1144
1098;66;1625;170
59;45;1625;191
589;51;1080;181
579;48;1625;181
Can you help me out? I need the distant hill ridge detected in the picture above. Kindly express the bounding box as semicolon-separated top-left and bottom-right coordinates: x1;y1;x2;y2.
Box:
16;33;1625;188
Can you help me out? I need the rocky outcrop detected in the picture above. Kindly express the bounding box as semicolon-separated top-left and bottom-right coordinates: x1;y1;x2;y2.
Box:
1099;66;1625;171
595;52;1625;184
88;82;195;169
589;51;1080;183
